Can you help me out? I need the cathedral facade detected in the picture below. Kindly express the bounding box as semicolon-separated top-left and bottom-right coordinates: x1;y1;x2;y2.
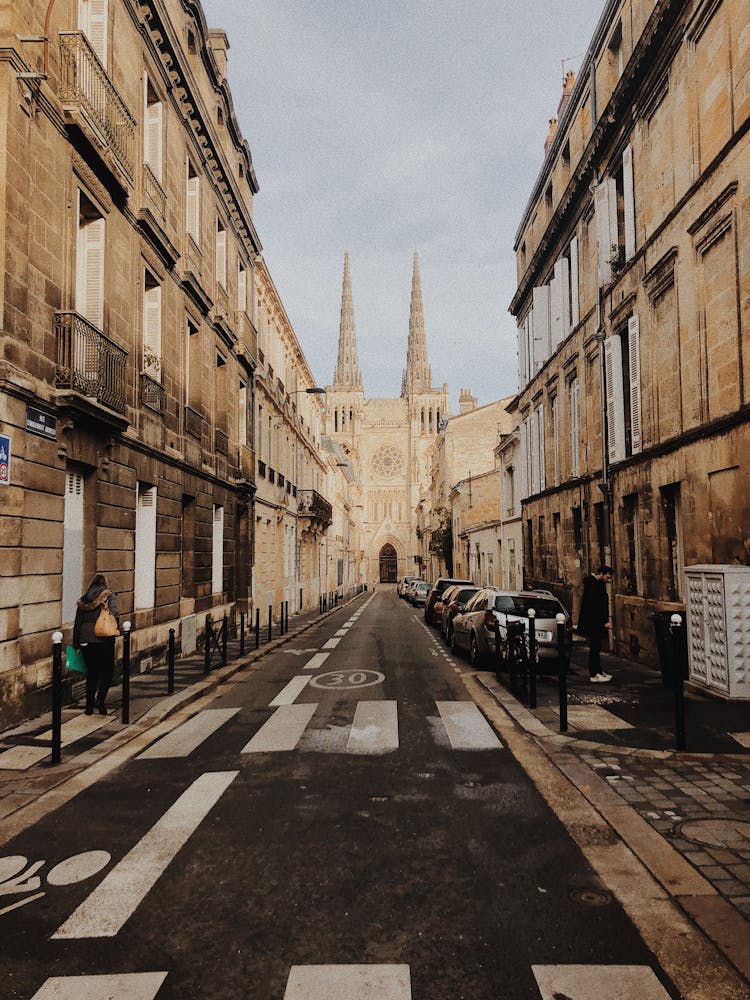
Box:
325;253;450;584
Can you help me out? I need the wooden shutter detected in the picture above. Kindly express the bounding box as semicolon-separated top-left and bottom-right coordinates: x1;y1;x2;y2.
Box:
595;178;618;286
551;258;570;349
623;145;636;259
186;170;200;242
569;378;580;477
144;93;163;181
237;263;247;314
551;395;559;486
537;404;546;492
569;235;580;328
628;315;642;455
77;212;105;330
134;484;157;610
604;336;626;463
79;0;107;65
532;284;551;372
142;280;162;379
212;504;224;594
62;472;84;623
216;225;227;289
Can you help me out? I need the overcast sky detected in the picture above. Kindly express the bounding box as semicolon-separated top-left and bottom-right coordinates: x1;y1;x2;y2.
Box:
201;0;604;412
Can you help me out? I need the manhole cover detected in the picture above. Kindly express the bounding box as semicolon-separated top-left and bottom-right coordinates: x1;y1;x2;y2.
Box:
569;888;613;907
677;818;750;850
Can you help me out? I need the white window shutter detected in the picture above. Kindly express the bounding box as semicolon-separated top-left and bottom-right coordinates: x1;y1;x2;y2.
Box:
79;0;107;65
216;227;227;289
186;172;200;242
62;472;84;623
134;484;157;610
595;178;618;286
569;378;580;477
143;281;162;379
519;418;529;500
77;213;105;330
628;315;642;455
212;504;224;594
569;235;580;328
551;396;559;486
551;258;570;348
604;335;626;463
532;284;551;372
525;311;533;384
623;145;636;259
144;97;163;181
238;263;247;314
537;404;546;492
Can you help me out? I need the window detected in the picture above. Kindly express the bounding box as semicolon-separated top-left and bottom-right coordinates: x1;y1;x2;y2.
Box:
551;394;559;486
62;471;85;623
622;493;640;595
661;484;683;601
187;28;196;54
237;260;247;314
569;376;580;477
238;380;248;448
181;495;195;597
595;146;635;284
215;218;227;289
553;511;562;580
526;519;534;577
143;75;163;181
532;285;551;372
185;317;200;408
572;506;583;558
134;483;157;610
76;191;105;329
78;0;107;65
604;316;641;463
142;270;162;379
594;501;606;568
608;20;624;80
215;352;227;432
212;504;224;594
538;516;546;578
186;160;200;243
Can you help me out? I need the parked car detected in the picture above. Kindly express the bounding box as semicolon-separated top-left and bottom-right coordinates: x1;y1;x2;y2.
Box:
451;588;572;668
440;585;481;643
397;575;418;598
404;579;421;603
431;584;460;632
411;581;432;607
424;577;474;625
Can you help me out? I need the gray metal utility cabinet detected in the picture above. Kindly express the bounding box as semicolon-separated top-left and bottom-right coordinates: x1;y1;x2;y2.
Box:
685;565;750;700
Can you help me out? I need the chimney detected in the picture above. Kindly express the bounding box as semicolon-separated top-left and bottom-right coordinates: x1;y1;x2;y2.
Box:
557;70;576;120
207;29;229;78
544;118;558;156
459;388;477;414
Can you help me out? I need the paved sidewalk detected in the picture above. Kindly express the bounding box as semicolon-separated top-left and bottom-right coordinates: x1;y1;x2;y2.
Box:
0;596;364;826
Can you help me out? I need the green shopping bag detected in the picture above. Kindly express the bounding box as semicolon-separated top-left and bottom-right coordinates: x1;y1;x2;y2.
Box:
65;645;87;674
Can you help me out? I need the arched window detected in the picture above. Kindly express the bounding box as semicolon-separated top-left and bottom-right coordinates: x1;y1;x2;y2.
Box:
421;409;425;433
334;409;338;432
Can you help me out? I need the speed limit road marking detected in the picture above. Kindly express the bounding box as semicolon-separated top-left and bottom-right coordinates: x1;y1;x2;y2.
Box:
309;670;385;690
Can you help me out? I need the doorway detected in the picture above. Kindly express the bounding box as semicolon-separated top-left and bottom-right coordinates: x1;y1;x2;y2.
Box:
379;543;398;583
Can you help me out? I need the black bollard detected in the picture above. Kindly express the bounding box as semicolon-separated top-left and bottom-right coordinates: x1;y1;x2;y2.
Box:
279;603;285;635
240;612;245;656
222;614;228;664
51;631;63;764
204;615;212;674
528;609;537;709
285;600;289;633
671;614;687;751
121;622;132;724
167;627;175;694
556;614;568;733
267;605;272;643
255;608;260;649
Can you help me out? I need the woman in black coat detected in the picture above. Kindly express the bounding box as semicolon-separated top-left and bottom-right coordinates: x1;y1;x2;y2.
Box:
73;573;120;715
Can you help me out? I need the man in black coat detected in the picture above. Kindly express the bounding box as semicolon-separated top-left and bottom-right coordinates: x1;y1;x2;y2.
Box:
578;565;613;683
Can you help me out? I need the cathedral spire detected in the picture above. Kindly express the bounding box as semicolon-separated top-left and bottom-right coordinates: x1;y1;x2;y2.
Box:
332;251;363;391
402;251;433;396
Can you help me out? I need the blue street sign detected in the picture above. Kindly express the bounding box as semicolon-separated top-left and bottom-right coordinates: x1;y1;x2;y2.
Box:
0;433;10;486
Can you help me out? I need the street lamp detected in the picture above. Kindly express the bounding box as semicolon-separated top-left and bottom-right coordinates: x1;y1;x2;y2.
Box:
289;386;326;396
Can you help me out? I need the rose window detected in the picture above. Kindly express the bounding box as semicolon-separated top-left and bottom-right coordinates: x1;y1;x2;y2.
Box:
370;444;405;480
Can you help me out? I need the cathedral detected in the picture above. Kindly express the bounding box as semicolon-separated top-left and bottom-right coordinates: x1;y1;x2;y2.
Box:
325;253;450;584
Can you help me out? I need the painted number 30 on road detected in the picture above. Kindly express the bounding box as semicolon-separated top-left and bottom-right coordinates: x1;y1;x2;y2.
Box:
309;670;385;690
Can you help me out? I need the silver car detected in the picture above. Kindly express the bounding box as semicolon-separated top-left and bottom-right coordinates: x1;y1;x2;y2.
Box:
410;581;432;607
451;588;572;668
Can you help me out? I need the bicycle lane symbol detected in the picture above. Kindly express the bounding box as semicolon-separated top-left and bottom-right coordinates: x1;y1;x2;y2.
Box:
309;670;385;690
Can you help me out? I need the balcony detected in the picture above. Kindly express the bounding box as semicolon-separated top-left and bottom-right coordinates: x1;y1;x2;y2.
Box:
180;234;212;313
236;311;258;368
143;163;166;222
140;371;165;413
137;164;178;267
238;445;255;485
59;31;135;190
55;311;127;416
297;489;333;529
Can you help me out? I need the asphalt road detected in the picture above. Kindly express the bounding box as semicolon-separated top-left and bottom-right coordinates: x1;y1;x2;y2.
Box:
2;590;680;999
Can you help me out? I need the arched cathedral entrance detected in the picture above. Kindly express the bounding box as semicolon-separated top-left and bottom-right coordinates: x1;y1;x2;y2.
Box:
378;543;398;583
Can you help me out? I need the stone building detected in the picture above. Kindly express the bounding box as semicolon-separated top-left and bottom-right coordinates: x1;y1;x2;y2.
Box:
509;0;749;662
0;0;263;725
325;252;449;584
494;395;524;591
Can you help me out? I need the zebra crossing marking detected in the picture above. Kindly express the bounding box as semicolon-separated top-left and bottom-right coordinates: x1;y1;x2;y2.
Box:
532;964;671;999
304;652;331;671
32;972;168;999
53;771;238;939
436;702;503;750
347;701;399;754
137;709;239;759
284;964;411;999
241;704;318;753
270;676;312;707
0;714;110;771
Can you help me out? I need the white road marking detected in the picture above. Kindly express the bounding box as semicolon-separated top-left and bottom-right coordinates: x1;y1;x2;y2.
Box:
270;676;312;707
322;637;342;649
284;964;411;999
241;704;318;753
0;715;110;770
304;652;331;671
532;964;671;999
436;702;503;750
52;771;238;939
730;731;750;748
553;705;634;731
347;701;399;754
334;628;349;637
137;708;240;759
32;972;169;999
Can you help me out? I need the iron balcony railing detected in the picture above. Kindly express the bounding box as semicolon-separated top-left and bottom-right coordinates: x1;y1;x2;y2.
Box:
140;371;165;413
297;489;333;528
59;31;136;183
142;163;167;222
55;311;127;413
236;310;258;365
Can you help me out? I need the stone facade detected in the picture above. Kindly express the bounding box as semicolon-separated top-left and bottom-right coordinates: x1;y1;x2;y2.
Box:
0;0;264;726
510;0;750;664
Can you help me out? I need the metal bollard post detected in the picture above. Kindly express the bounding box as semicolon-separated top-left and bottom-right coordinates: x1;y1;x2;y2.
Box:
204;615;212;674
222;614;228;664
556;613;568;733
240;612;245;656
167;627;175;694
671;613;687;751
121;621;132;724
267;606;272;643
255;608;260;649
285;600;289;633
279;604;284;635
51;631;63;764
528;608;537;709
